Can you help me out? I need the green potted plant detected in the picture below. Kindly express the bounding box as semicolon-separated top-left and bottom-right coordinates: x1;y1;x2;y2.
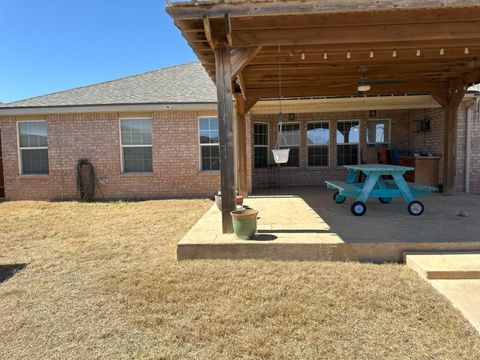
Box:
230;208;259;240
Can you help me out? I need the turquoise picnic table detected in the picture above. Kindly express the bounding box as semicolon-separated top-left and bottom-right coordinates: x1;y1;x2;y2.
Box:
325;164;438;216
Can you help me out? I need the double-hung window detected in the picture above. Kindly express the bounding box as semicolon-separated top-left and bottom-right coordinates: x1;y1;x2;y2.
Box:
199;117;220;171
307;122;329;167
253;123;269;168
120;118;152;173
367;119;390;145
337;120;359;166
278;123;300;167
18;121;49;175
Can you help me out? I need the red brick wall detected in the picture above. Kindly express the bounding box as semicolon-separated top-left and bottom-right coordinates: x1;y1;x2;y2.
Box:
250;107;476;192
0;111;220;200
0;103;477;200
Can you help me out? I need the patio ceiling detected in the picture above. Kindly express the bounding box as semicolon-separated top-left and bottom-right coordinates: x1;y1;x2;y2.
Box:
167;0;480;100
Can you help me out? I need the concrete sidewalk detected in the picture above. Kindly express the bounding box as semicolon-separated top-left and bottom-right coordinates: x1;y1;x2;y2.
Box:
406;252;480;333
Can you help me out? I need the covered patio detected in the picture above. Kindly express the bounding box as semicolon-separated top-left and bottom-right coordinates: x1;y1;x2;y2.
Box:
178;187;480;262
167;0;480;233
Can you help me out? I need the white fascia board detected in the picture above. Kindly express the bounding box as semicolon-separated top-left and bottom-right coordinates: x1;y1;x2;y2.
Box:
0;102;217;116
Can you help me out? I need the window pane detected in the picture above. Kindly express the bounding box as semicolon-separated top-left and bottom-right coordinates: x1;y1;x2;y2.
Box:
337;144;359;166
367;120;390;144
123;147;152;173
280;146;299;167
254;123;268;146
121;119;152;146
307;123;329;145
21;149;48;174
199;118;219;144
337;121;359;144
254;147;268;168
278;124;300;146
19;122;48;148
308;146;329;167
201;145;220;171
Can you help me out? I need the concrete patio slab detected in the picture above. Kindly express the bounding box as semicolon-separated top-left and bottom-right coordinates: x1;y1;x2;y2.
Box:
405;252;480;279
178;187;480;262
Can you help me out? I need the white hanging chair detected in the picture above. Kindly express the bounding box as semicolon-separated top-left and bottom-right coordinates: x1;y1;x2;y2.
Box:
271;45;290;165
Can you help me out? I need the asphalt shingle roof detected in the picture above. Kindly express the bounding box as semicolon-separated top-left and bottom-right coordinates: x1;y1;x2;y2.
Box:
1;61;217;108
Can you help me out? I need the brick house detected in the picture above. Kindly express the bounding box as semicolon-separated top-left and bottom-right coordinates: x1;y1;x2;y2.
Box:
0;62;479;201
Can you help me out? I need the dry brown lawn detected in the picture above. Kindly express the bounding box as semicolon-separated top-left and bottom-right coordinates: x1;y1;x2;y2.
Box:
1;199;479;360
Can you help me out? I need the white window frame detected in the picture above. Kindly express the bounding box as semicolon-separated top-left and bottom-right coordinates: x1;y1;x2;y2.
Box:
336;119;360;166
253;122;270;168
278;122;301;168
119;117;153;174
198;116;220;172
367;118;391;145
307;121;330;168
17;120;49;176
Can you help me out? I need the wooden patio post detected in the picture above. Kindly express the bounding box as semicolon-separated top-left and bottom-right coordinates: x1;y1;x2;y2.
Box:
215;47;236;233
234;93;248;197
432;80;465;196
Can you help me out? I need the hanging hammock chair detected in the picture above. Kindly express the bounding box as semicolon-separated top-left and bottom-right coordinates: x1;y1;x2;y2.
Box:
271;45;290;164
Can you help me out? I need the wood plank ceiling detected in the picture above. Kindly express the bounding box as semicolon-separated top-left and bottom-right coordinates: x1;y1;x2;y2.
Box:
167;1;480;100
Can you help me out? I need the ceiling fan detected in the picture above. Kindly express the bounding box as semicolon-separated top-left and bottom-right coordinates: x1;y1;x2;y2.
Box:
328;68;406;92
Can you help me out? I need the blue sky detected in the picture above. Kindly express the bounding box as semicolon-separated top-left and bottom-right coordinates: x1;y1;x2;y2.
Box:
0;0;196;103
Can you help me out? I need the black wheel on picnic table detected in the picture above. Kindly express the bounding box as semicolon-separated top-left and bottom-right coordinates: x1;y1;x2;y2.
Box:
333;191;346;204
351;201;367;216
379;197;392;204
408;200;424;216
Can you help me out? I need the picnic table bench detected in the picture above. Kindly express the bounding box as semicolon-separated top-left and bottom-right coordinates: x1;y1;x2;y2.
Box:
325;164;438;216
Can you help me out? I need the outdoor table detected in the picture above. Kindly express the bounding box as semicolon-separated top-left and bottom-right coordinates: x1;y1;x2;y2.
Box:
325;164;438;216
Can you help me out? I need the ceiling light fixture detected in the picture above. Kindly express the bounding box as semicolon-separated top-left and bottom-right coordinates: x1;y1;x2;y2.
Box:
347;50;351;59
416;49;421;57
440;48;445;55
392;49;397;58
323;51;328;60
465;47;470;55
357;78;371;92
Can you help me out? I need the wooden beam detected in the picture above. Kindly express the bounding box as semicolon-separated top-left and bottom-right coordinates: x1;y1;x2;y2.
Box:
229;7;480;30
248;82;444;99
231;21;480;47
167;0;480;20
234;93;248;196
203;16;215;49
224;14;233;47
215;47;236;233
231;46;262;79
431;79;466;195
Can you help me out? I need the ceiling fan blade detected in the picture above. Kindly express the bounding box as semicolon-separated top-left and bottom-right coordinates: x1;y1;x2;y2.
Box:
327;83;356;88
370;80;406;85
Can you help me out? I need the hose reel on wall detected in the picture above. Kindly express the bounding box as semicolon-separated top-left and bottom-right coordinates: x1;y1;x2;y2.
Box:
77;158;95;202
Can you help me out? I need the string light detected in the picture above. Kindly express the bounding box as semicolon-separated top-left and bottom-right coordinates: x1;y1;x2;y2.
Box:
323;51;328;60
392;49;397;58
347;50;351;59
440;48;445;55
416;49;421;57
465;47;470;55
369;50;374;58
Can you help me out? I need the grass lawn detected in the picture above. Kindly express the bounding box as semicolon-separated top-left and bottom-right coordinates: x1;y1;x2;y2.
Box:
1;200;480;359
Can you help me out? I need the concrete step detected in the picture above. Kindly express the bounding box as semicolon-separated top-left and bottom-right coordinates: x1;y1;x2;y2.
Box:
405;252;480;279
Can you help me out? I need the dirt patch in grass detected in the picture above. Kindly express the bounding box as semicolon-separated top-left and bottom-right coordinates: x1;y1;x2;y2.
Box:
0;200;479;359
